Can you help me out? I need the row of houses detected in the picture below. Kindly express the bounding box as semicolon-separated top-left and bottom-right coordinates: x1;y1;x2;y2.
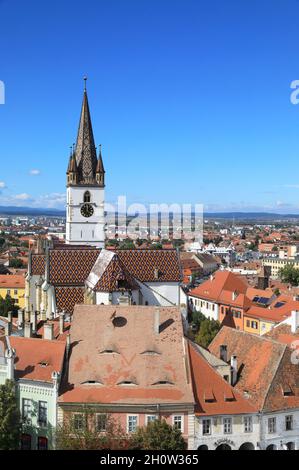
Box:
188;270;299;336
1;303;299;450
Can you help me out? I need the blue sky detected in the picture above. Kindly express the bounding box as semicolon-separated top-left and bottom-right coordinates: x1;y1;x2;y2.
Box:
1;0;299;212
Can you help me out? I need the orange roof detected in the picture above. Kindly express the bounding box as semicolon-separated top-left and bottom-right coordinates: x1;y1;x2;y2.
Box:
189;270;249;307
245;306;288;323
209;327;287;411
0;274;25;289
9;336;65;383
246;287;274;301
188;342;256;415
59;305;194;405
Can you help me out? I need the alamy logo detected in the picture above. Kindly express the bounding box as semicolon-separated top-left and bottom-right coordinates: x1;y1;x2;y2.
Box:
0;80;4;104
290;80;299;104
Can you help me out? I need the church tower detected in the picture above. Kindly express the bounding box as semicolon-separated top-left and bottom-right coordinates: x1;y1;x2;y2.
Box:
66;79;105;247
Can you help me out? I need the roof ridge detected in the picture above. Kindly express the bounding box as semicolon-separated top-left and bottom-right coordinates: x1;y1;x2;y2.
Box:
260;343;287;411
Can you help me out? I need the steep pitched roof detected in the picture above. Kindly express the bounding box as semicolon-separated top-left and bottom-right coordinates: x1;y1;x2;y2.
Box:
188;341;256;415
117;249;182;283
49;248;100;285
209;327;287;411
31;254;46;275
9;336;65;383
74;88;98;184
0;274;25;288
59;305;194;405
86;250;139;292
189;270;249;307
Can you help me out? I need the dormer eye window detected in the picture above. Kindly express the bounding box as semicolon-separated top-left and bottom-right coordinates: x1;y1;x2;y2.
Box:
152;380;174;386
83;191;91;203
117;381;137;386
81;380;102;385
140;350;161;356
99;349;119;355
39;361;49;367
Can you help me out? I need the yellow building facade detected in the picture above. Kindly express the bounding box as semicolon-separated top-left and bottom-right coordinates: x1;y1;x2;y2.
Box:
0;274;25;309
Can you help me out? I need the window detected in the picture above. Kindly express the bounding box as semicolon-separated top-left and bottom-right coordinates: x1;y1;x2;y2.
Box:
286;415;293;431
244;416;253;433
73;413;84;431
223;417;232;434
96;414;107;432
268;417;276;434
127;415;138;433
21;434;31;450
22;398;31;422
146;415;158;425
84;191;91;203
202;419;211;435
246;320;250;328
7;289;10;295
37;436;48;450
14;289;18;295
38;401;47;426
173;415;183;433
251;321;258;329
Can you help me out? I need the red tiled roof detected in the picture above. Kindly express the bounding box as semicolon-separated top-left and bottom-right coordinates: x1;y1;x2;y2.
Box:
209;327;288;411
0;274;25;288
59;305;193;405
9;336;65;383
188;342;256;415
189;271;249;308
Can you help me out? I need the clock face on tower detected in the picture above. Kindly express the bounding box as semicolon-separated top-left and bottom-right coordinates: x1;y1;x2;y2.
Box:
80;203;94;218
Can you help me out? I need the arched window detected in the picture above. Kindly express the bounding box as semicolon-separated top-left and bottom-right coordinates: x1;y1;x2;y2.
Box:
84;191;91;203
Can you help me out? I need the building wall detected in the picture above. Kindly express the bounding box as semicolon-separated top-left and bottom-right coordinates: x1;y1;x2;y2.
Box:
66;186;105;247
243;316;275;336
0;287;25;308
58;406;191;446
138;281;180;307
260;410;299;450
189;295;219;321
195;414;260;450
17;380;57;450
262;258;299;279
219;305;244;330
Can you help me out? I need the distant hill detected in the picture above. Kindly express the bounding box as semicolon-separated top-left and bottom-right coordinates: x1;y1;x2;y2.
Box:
0;206;299;221
0;206;65;217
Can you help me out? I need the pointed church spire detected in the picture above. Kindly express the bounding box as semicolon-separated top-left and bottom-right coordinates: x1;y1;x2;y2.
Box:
96;144;105;173
74;78;98;184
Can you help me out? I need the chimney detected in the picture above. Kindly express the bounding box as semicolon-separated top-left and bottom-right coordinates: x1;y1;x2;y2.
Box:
17;309;24;330
4;347;16;381
230;355;238;386
7;311;13;324
154;309;160;334
30;311;37;334
44;322;54;340
5;321;12;336
66;333;71;358
24;321;33;338
59;311;65;335
220;344;228;362
291;310;299;334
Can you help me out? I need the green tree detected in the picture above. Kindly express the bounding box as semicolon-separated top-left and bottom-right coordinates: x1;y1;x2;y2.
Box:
0;238;5;248
132;419;186;450
279;264;299;286
0;294;18;316
195;317;221;349
56;409;131;450
9;258;24;268
0;380;21;450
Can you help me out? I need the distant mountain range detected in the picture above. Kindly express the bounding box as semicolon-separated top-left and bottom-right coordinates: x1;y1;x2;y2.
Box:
1;206;299;221
0;206;65;217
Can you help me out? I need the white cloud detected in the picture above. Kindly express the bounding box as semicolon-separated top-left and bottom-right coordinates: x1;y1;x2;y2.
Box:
14;193;31;201
29;169;41;175
0;181;6;188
